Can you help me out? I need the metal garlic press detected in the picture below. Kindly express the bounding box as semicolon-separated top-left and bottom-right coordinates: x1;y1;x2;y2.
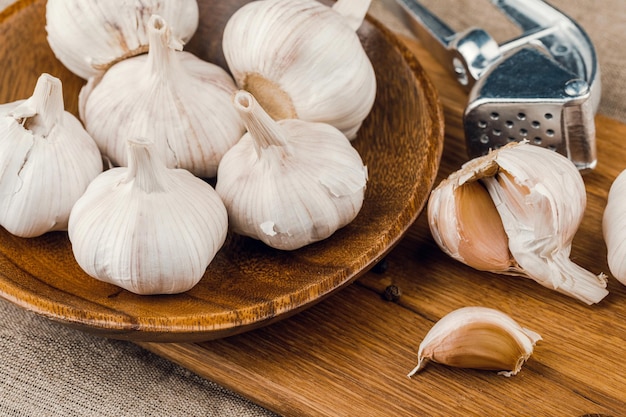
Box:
396;0;601;170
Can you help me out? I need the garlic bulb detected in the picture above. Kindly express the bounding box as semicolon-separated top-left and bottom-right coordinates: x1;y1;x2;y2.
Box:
222;0;376;140
408;306;541;377
428;141;608;305
68;137;228;295
603;169;626;285
215;91;368;251
79;15;244;178
46;0;199;79
0;73;103;238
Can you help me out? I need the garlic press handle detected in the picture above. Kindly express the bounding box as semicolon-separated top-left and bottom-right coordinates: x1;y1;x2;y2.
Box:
396;0;600;98
395;0;502;90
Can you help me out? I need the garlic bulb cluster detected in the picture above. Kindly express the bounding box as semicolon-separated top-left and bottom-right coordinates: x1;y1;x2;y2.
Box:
0;74;103;238
428;141;608;305
603;170;626;285
46;0;199;79
68;137;228;295
222;0;376;140
215;91;368;250
79;15;244;178
408;306;541;377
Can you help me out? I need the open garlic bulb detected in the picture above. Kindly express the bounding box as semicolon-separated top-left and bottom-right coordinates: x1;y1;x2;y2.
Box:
79;15;244;178
603;169;626;285
215;91;368;250
428;141;608;305
46;0;199;79
222;0;376;140
68;137;228;295
0;73;102;238
408;306;541;377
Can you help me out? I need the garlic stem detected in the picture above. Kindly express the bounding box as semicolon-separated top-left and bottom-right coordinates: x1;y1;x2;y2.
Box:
233;90;290;158
146;15;184;80
332;0;372;31
125;137;168;193
10;73;64;137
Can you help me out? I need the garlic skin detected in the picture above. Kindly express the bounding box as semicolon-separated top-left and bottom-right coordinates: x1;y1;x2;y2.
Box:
603;169;626;285
408;306;541;377
428;141;608;305
215;91;367;251
0;73;103;238
222;0;376;140
46;0;199;79
68;137;228;295
79;15;244;178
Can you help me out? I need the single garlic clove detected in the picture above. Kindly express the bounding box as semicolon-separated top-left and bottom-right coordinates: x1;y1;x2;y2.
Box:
215;90;367;251
427;141;608;304
222;0;376;140
79;15;244;178
603;169;626;284
408;306;541;377
0;73;103;237
45;0;199;79
68;137;228;295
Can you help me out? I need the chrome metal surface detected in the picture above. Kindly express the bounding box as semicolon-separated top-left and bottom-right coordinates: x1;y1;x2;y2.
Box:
396;0;600;170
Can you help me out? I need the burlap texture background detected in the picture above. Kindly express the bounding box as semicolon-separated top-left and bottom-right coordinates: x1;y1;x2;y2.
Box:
1;1;624;416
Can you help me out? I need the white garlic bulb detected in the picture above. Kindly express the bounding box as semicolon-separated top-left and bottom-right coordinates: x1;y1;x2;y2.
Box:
46;0;199;79
79;15;244;178
215;91;368;251
428;141;608;305
0;73;103;238
222;0;376;140
408;306;541;377
603;169;626;285
68;137;228;295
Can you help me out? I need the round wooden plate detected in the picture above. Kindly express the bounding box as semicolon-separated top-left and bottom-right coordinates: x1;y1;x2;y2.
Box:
0;0;444;342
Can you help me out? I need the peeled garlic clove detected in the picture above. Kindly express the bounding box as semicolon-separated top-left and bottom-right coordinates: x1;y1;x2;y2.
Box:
79;15;244;178
409;306;541;377
215;91;367;251
428;141;608;304
68;137;228;295
0;73;103;237
603;169;626;284
45;0;199;79
222;0;376;140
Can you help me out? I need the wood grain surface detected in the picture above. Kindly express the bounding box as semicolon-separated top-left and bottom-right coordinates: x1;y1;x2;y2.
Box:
0;0;443;341
139;34;626;417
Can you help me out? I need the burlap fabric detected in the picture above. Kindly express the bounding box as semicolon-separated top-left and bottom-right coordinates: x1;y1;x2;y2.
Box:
1;0;624;416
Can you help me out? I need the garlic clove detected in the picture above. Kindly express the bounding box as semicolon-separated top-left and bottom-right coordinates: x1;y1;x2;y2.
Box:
429;178;516;272
222;0;376;140
428;141;608;304
79;15;244;178
0;73;103;237
215;90;367;250
45;0;199;79
408;306;541;377
68;137;228;295
603;169;626;285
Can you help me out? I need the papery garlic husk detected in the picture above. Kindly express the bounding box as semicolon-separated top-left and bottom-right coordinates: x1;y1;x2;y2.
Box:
603;169;626;285
215;90;368;251
0;73;103;238
79;15;244;178
68;137;228;295
408;306;541;377
45;0;199;79
222;0;376;140
428;141;608;305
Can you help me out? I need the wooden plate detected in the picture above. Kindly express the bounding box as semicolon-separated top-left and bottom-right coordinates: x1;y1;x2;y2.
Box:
0;0;444;342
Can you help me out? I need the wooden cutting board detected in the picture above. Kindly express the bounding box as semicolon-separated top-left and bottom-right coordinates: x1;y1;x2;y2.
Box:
138;35;626;416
